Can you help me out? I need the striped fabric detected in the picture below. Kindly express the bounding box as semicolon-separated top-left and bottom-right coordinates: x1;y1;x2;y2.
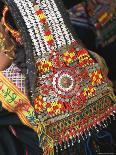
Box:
68;3;94;30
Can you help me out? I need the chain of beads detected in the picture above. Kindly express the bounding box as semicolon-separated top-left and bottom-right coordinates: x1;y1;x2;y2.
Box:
48;0;75;43
36;0;75;46
13;0;40;55
13;0;76;60
40;0;67;48
13;0;55;60
32;3;53;55
33;4;55;50
23;0;47;56
40;0;65;48
13;0;46;59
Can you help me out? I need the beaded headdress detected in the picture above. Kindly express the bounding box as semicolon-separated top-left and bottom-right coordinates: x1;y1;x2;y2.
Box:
2;0;116;154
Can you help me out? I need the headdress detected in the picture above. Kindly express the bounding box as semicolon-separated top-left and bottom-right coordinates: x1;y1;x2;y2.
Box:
1;0;116;154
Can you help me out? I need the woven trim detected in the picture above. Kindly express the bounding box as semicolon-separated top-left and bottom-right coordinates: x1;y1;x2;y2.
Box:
0;72;41;133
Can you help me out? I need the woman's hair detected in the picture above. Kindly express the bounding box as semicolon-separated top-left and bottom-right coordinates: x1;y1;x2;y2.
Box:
0;1;26;75
0;1;4;19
